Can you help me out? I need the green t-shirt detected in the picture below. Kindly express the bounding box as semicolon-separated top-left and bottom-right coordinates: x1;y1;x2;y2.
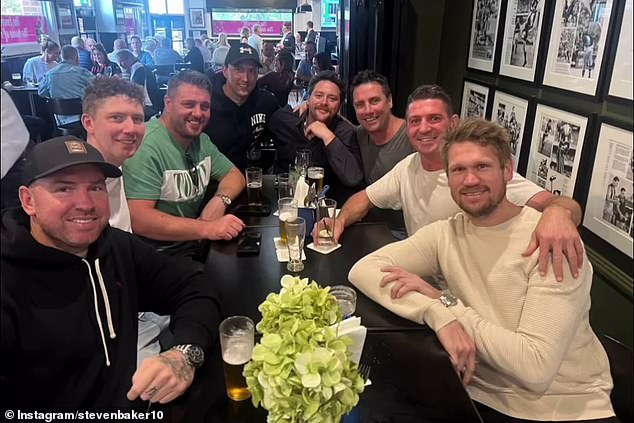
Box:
123;118;234;220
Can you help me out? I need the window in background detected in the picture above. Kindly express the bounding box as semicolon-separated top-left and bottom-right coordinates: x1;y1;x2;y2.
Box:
210;8;292;37
148;0;167;15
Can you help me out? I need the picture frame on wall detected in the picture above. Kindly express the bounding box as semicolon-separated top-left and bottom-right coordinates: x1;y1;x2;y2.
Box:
499;0;546;81
461;81;490;120
582;122;633;258
608;0;633;100
543;0;615;96
467;0;502;72
491;91;529;170
190;8;205;28
525;104;588;196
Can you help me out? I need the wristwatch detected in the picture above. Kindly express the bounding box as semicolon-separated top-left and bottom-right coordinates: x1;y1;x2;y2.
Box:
215;193;232;207
439;289;458;308
170;344;205;369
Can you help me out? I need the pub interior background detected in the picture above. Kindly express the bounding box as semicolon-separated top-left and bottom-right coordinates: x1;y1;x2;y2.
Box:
1;0;632;347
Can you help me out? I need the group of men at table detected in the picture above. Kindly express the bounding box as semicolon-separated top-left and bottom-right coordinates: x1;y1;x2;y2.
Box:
0;38;620;422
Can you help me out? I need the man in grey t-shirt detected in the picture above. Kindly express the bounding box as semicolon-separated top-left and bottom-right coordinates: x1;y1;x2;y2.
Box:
351;70;414;184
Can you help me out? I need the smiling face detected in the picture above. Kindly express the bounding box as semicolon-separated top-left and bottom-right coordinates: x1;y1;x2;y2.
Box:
82;95;146;167
447;142;512;220
308;80;341;124
19;165;110;256
406;99;458;160
352;82;393;134
222;61;258;105
92;49;106;65
163;83;211;143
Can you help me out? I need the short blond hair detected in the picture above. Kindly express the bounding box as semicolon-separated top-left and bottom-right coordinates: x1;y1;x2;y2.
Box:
441;119;512;170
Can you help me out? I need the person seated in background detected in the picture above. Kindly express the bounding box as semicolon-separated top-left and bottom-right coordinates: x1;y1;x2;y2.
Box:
153;37;182;66
349;119;617;423
295;41;316;87
204;43;298;172
38;45;95;125
143;37;158;59
211;33;230;73
115;49;162;118
313;52;335;74
1;136;221;410
90;43;122;77
122;70;246;259
295;71;364;203
85;36;96;51
256;49;295;107
337;84;584;282
183;38;205;73
195;38;212;69
259;41;276;75
129;35;154;68
71;36;93;70
22;40;60;84
108;38;127;64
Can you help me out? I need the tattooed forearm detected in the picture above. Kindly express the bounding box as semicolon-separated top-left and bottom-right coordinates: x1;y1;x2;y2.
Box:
159;352;194;382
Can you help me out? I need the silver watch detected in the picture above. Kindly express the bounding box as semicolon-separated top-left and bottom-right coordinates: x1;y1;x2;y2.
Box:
215;193;232;206
439;289;458;308
170;344;205;369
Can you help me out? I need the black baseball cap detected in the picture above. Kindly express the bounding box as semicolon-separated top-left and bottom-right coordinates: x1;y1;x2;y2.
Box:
22;135;122;185
224;43;262;68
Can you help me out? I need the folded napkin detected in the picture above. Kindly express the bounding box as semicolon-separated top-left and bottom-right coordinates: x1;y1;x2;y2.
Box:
306;242;342;254
293;175;310;208
331;316;366;365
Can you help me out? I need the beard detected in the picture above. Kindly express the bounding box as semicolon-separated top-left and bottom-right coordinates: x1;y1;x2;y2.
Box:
456;186;506;219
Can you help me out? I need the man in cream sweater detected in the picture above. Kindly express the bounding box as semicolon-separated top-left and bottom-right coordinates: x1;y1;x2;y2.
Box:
349;119;616;422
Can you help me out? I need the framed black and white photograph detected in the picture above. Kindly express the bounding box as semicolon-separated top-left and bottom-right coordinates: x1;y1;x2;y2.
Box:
543;0;615;96
491;91;529;170
608;0;633;100
189;8;205;28
526;104;588;196
467;0;502;72
499;0;546;81
461;81;490;120
583;123;633;257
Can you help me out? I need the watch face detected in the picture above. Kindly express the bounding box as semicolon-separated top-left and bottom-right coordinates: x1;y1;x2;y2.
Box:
187;345;205;367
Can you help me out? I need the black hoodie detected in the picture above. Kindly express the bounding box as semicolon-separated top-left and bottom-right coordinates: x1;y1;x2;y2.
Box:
0;208;221;410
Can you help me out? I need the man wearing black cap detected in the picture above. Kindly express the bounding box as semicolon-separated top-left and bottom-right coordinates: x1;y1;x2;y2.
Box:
204;43;298;172
1;136;221;410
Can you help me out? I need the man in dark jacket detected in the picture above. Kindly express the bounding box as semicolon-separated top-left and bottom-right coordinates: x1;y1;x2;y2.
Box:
1;136;220;410
204;43;298;172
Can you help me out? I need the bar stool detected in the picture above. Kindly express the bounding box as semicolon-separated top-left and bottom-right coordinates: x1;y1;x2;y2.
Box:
46;97;86;139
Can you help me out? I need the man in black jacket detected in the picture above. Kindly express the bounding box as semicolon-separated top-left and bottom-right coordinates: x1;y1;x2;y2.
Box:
204;43;299;173
1;136;220;410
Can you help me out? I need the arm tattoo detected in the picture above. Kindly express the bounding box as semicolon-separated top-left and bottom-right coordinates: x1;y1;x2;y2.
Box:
159;352;194;382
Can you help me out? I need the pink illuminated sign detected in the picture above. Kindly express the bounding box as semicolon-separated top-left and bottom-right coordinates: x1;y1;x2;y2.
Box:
1;15;48;45
212;21;284;37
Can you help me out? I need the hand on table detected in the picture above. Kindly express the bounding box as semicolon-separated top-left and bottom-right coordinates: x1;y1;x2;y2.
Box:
436;321;476;385
127;349;194;404
379;266;441;300
522;205;583;282
206;214;245;240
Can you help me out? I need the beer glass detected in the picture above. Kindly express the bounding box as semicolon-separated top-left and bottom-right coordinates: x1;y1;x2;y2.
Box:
286;217;306;272
245;167;263;205
307;166;325;194
294;148;311;177
278;197;298;245
330;286;357;319
276;172;293;199
315;198;337;249
219;316;255;401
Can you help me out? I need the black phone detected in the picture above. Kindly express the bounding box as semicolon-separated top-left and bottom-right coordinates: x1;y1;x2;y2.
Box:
233;204;272;216
236;231;262;256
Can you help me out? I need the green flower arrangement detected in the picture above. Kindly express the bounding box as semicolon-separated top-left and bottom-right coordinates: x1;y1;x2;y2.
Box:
244;275;365;423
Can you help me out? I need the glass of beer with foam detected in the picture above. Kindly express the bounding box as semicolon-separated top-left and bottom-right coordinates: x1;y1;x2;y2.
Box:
219;316;255;401
246;167;263;205
278;197;298;246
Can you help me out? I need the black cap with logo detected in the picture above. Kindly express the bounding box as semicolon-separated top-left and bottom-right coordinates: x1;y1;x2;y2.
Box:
224;43;262;68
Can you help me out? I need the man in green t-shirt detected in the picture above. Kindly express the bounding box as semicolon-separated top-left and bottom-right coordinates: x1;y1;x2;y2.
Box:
123;70;245;258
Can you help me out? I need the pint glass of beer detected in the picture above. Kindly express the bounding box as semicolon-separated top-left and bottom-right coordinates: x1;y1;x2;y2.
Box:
278;197;298;245
246;167;263;205
307;166;325;194
219;316;255;401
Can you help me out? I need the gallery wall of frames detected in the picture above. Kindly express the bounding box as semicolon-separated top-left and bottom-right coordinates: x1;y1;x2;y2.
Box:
457;0;633;281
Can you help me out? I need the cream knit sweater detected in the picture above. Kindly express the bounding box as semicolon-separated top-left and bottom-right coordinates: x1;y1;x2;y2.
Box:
349;207;614;421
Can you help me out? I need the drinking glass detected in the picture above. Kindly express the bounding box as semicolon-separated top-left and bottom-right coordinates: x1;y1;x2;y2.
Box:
286;217;306;272
307;166;325;194
276;172;293;199
330;286;357;319
278;197;298;245
315;198;337;249
245;167;263;205
219;316;255;401
294;148;311;177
